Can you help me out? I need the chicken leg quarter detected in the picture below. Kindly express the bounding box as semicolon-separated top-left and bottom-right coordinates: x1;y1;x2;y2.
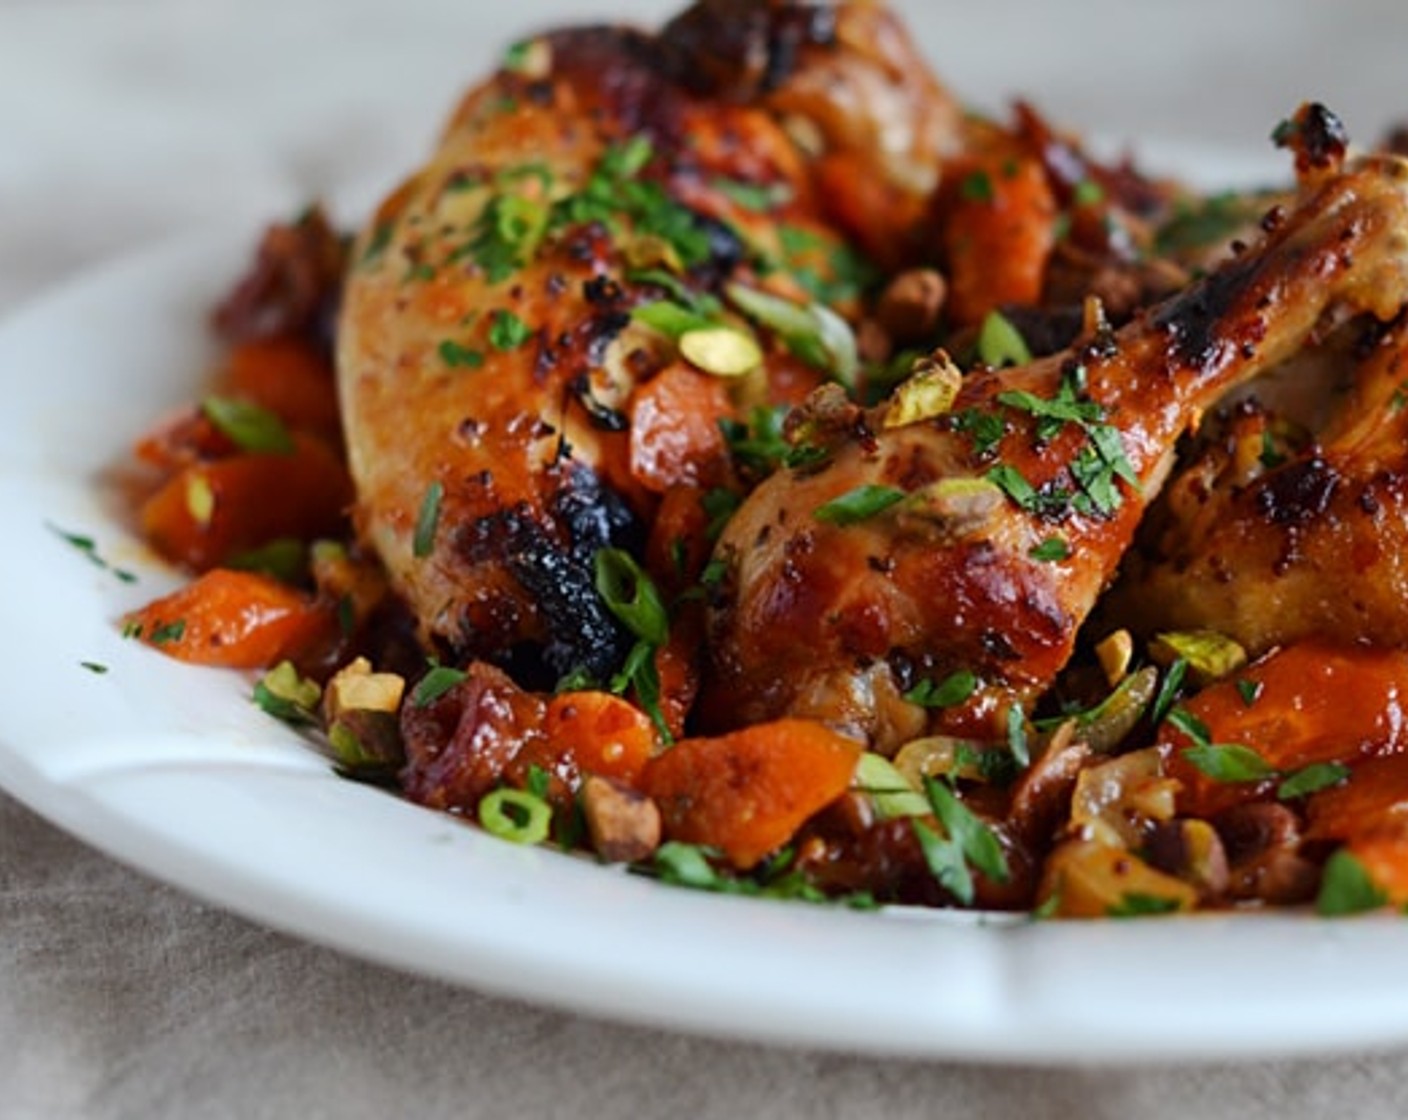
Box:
703;153;1408;751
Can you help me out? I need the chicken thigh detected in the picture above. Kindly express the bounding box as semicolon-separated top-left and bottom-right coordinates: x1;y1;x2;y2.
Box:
337;0;956;685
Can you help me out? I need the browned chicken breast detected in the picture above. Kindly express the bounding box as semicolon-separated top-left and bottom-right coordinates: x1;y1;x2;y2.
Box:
702;149;1408;751
337;0;957;685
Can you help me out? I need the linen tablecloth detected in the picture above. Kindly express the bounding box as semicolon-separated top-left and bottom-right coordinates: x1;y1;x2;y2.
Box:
6;2;1408;1115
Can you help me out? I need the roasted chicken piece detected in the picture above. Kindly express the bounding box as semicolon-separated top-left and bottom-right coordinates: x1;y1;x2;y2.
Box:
337;0;957;685
702;148;1408;751
1107;306;1408;654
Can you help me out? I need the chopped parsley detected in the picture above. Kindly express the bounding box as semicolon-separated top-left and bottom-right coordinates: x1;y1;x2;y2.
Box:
1277;761;1351;801
439;340;485;369
913;776;1010;906
147;619;186;646
488;309;533;351
456;193;549;283
647;842;879;909
975;364;1140;520
47;523;137;583
1315;849;1387;917
711;177;793;213
905;669;978;709
1181;741;1277;783
1108;892;1182;918
1236;678;1263;707
959;170;995;203
1029;536;1071;562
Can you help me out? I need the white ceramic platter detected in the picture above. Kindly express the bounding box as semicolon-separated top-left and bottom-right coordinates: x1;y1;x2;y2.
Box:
4;209;1408;1064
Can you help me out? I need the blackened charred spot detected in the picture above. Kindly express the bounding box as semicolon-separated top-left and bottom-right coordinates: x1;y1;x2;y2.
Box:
658;1;838;98
692;213;747;278
1153;252;1259;372
1274;102;1350;175
569;372;629;431
584;275;625;306
1254;456;1339;527
980;630;1021;661
460;465;639;686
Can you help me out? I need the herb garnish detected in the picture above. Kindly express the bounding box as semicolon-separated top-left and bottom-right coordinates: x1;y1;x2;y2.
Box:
489;309;533;351
1277;761;1351;801
913;776;1010;905
813;484;906;526
201;396;295;454
1236;678;1263;707
413;480;444;558
439;340;485;369
411;662;469;707
985;365;1139;519
1315;849;1387;916
594;548;672;741
1108;892;1182;918
1029;536;1071;562
648;842;879;909
976;311;1032;368
904;669;978;709
479;788;552;845
47;523;137;583
147;619;186;646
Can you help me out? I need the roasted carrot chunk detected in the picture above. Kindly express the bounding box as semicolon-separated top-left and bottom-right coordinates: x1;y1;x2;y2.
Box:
628;363;733;493
221;336;341;443
526;690;660;789
1306;754;1408;842
1159;642;1408;818
123;568;337;669
643;719;861;869
937;153;1057;326
139;432;352;570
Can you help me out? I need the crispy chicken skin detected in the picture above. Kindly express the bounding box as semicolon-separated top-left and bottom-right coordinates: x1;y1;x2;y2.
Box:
337;1;957;684
1108;308;1408;654
702;152;1408;750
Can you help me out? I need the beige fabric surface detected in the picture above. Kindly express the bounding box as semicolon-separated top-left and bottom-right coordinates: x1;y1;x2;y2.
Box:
6;2;1408;1116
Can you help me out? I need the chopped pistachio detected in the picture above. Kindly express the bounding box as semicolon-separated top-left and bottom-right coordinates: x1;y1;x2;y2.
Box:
581;774;662;863
328;709;405;781
883;352;963;428
678;326;763;377
891;736;988;790
185;474;215;526
1039;839;1197;919
323;657;406;721
502;37;552;79
900;477;1004;535
1095;630;1134;686
1149;629;1247;684
253;660;322;725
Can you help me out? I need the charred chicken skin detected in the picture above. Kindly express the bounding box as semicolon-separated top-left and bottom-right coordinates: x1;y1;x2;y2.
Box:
702;149;1408;751
337;0;957;686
